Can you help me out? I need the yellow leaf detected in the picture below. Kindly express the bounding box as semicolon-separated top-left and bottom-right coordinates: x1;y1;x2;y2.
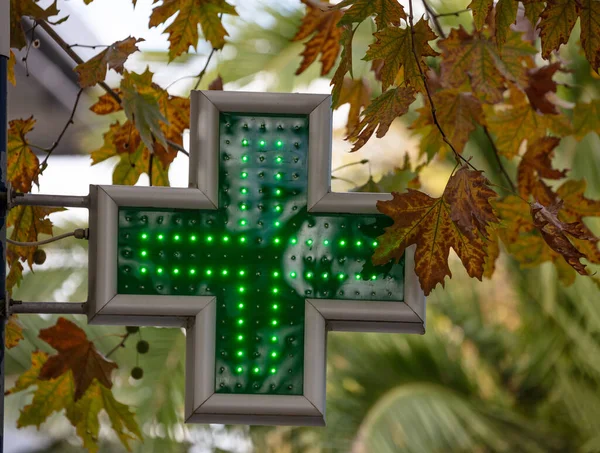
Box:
374;168;498;295
6;260;24;298
8;50;16;86
113;143;148;186
538;0;579;59
7;117;40;193
292;0;343;76
336;0;406;31
336;77;371;135
348;86;416;152
468;0;493;31
90;123;119;165
364;18;438;92
483;230;500;279
5;315;24;349
10;0;59;50
6;351;48;395
151;155;170;187
89;90;123;115
573;100;600;140
74;37;144;88
149;0;237;60
7;206;64;268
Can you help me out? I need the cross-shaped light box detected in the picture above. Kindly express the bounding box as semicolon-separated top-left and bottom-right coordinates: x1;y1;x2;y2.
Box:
87;91;425;426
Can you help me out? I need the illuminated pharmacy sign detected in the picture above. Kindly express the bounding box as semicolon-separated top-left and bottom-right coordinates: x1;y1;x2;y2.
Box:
88;91;425;426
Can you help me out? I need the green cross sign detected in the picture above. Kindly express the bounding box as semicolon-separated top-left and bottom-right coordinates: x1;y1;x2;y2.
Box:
88;91;425;426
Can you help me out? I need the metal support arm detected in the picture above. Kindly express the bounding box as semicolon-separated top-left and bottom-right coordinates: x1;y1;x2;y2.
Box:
10;301;88;315
11;192;90;209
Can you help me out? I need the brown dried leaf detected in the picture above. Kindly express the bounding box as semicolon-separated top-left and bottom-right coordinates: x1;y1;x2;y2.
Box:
336;77;371;135
517;136;566;198
208;75;224;90
336;0;406;31
39;318;118;401
293;0;343;76
524;63;561;114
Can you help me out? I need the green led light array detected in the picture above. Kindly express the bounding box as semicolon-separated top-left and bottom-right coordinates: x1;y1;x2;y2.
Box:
117;113;405;397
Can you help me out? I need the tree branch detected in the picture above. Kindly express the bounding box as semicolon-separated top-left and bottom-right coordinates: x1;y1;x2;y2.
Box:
431;8;470;18
148;153;154;187
407;0;476;170
39;88;84;173
484;126;516;192
422;0;446;39
193;47;218;90
38;19;188;157
106;333;131;358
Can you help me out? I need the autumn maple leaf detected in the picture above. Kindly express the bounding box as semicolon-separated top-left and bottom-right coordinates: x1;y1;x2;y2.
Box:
573;100;600;140
293;0;343;76
38;318;118;401
335;0;406;31
5;316;24;349
10;0;59;50
524;63;562;114
74;37;144;88
468;0;493;31
7;117;40;193
336;78;371;135
517;137;567;199
330;25;354;107
374;167;499;295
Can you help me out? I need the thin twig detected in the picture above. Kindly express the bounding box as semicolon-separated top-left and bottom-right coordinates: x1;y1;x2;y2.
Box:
432;8;470;18
332;159;369;173
106;333;131;358
422;0;446;38
68;43;110;49
39;88;84;172
407;0;476;171
193;47;217;90
38;19;188;157
484;126;516;192
149;153;154;187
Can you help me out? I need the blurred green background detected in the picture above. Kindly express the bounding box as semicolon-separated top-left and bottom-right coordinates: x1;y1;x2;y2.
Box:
5;0;600;452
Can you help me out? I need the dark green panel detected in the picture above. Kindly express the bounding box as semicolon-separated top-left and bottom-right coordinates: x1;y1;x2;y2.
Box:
117;112;405;397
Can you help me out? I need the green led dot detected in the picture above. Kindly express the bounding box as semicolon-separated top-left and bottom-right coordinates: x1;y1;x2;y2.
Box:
174;234;181;241
272;304;279;310
306;272;313;279
222;269;229;276
291;238;297;244
241;187;248;194
238;302;244;309
190;235;197;242
271;352;277;358
259;140;266;147
276;156;283;163
274;237;280;245
240;236;246;244
239;286;245;293
323;240;329;246
189;268;196;275
253;367;260;374
207;235;214;243
322;272;329;279
371;275;377;280
276;140;283;147
141;250;148;257
306;239;313;246
275;173;282;180
158;234;164;240
240;203;248;211
271;336;277;343
356;240;362;246
240;219;247;226
290;271;297;278
340;240;346;246
237;319;244;326
141;233;148;240
273;271;280;278
173;268;180;275
241;155;249;162
271;320;278;326
237;335;244;341
223;236;230;243
274;221;281;227
236;366;243;373
372;240;379;247
237;350;244;356
242;139;249;146
140;267;147;274
239;270;246;276
157;267;164;275
241;171;248;179
355;273;361;280
272;288;279;294
270;367;277;374
206;269;213;276
275;189;282;196
275;205;282;212
338;273;345;280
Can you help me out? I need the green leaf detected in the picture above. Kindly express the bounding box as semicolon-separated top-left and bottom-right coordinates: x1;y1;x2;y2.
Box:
538;0;579;59
336;0;406;31
495;0;518;50
113;142;147;186
573;100;600;140
331;25;354;107
468;0;493;31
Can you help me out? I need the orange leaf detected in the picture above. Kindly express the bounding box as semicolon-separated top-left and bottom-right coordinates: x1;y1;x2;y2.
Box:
293;0;343;76
74;37;144;88
38;318;118;401
374;168;499;295
6;315;24;349
524;63;561;114
348;86;415;152
7;117;40;193
90;89;123;115
517;137;566;198
364;18;438;92
7;50;16;86
530;199;597;276
336;77;371;135
7;206;64;268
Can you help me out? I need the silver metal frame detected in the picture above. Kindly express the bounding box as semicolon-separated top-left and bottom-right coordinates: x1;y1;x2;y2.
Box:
88;90;425;426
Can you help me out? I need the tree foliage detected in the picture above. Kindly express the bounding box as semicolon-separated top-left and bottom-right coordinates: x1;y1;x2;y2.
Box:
4;0;600;450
